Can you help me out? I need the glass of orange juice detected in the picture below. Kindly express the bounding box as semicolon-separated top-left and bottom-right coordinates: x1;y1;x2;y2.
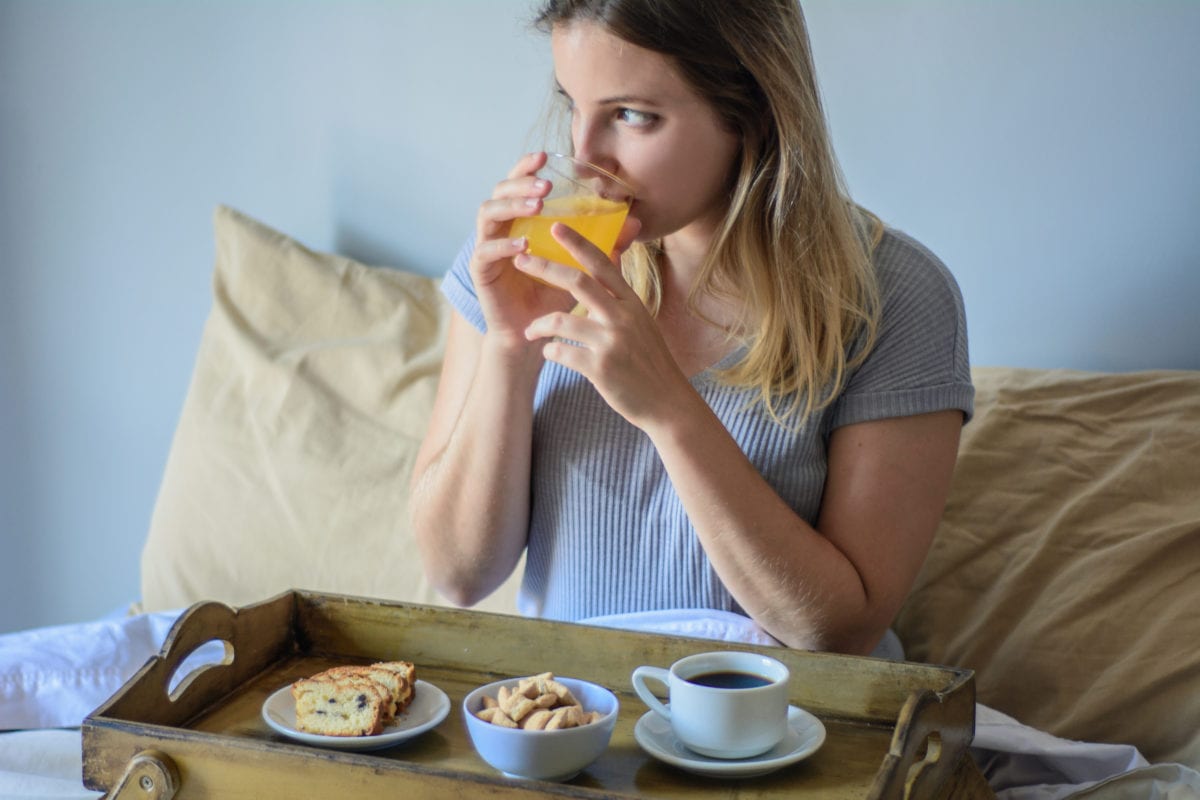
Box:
510;154;634;275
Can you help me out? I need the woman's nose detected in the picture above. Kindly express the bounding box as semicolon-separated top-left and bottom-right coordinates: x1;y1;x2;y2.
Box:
572;122;616;173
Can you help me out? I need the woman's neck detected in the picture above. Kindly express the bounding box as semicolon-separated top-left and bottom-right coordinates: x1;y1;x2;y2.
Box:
659;222;740;330
660;220;716;284
654;228;744;379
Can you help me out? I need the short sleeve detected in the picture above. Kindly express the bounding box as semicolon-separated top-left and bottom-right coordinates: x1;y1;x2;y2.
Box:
440;233;487;332
830;228;974;429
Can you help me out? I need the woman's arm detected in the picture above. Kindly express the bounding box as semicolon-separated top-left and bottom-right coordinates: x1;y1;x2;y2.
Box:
411;153;643;607
409;154;561;606
409;312;544;606
520;223;963;654
646;398;962;655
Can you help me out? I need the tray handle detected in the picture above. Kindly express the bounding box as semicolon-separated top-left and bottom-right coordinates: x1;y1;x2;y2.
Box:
868;688;973;800
157;601;242;704
124;596;293;721
87;593;294;728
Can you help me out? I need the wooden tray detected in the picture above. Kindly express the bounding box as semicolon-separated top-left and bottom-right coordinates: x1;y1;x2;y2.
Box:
82;591;991;799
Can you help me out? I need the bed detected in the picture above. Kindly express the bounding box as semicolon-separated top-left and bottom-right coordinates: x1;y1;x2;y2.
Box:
3;207;1198;799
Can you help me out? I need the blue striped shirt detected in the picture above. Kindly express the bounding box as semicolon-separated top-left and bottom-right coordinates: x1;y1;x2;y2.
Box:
441;228;973;643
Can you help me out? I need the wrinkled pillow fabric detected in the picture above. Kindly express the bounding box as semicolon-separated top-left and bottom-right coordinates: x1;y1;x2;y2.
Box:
141;206;521;615
895;367;1200;768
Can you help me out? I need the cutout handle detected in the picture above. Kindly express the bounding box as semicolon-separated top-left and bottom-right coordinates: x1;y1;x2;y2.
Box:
153;601;243;706
868;689;971;800
166;638;234;701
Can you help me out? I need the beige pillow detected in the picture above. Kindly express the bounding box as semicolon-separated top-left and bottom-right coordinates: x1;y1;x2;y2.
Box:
141;206;521;615
895;367;1200;767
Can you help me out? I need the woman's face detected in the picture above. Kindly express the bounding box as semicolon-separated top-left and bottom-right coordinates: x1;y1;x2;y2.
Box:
551;21;740;250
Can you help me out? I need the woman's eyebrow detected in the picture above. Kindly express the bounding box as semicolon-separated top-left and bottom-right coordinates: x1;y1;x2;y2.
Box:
554;81;662;108
599;94;662;107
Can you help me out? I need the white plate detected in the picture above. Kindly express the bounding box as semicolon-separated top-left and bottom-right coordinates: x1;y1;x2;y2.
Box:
634;705;826;778
262;679;450;752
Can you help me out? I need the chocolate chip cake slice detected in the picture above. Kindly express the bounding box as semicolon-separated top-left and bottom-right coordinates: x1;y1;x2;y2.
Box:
290;675;389;736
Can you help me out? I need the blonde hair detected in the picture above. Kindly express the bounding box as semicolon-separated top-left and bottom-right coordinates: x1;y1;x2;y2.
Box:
535;0;881;424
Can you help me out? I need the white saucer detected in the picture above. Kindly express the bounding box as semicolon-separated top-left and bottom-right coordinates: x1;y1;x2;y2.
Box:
634;705;826;778
262;679;450;752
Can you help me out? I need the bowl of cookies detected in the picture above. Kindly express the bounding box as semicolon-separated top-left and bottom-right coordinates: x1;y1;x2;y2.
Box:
462;672;619;782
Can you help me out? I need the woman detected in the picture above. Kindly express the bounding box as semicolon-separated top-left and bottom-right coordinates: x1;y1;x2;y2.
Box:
410;0;973;658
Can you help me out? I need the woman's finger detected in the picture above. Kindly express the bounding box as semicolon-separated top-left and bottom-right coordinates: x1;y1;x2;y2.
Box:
505;151;548;181
513;252;613;313
488;174;551;204
476;153;553;238
477;194;544;239
539;336;596;377
524;309;603;348
549;222;639;302
511;254;588;304
612;214;643;257
471;236;530;282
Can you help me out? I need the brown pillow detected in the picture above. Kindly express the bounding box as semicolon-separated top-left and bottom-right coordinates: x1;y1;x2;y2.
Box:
895;367;1200;767
140;206;521;615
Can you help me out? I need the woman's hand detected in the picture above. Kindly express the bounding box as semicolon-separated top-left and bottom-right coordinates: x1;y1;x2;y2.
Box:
517;220;694;431
411;157;646;606
470;152;577;350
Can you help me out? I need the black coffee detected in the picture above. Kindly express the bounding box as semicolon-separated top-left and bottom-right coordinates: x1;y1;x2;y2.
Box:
686;670;772;689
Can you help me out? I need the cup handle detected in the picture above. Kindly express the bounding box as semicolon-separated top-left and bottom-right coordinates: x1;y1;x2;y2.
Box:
631;666;672;721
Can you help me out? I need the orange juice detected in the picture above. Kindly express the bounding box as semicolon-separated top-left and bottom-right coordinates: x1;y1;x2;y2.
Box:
511;195;629;273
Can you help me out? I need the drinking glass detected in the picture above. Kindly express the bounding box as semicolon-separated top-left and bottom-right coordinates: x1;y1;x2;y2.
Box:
510;153;634;274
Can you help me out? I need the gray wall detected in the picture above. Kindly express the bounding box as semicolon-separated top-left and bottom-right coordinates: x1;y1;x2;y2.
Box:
1;1;1197;633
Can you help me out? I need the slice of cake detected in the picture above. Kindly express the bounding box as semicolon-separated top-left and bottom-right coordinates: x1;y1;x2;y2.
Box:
291;675;388;736
371;661;417;711
314;664;412;719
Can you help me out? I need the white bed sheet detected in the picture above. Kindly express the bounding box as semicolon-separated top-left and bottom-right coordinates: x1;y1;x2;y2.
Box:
1;608;1196;800
0;729;98;800
1;608;182;731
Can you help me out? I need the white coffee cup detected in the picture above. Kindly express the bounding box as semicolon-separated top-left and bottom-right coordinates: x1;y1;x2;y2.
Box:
631;651;790;759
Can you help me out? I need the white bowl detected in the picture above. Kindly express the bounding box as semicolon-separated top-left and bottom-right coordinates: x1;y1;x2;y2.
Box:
462;676;619;782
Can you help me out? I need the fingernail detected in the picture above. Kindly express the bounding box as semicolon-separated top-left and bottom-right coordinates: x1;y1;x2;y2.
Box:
512;237;527;250
534;180;549;191
525;198;541;208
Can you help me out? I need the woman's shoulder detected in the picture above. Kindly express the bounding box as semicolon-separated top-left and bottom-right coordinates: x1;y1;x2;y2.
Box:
869;226;967;329
441;233;487;332
830;224;974;427
873;226;961;298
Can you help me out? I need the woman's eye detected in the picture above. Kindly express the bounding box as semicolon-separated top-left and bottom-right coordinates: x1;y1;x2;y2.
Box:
618;108;656;128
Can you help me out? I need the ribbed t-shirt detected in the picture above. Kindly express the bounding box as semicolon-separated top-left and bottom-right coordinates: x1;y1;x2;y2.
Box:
441;227;973;650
